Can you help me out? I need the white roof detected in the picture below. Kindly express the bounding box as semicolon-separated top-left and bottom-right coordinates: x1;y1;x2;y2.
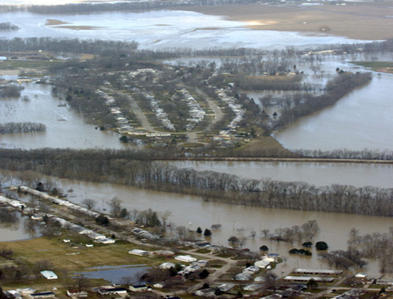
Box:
40;270;58;280
175;255;197;262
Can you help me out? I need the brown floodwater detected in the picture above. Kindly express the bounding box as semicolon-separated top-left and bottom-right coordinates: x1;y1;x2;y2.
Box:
274;72;393;151
52;178;393;278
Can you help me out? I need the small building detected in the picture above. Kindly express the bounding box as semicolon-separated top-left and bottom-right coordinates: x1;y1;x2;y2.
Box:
294;269;343;275
174;255;197;263
40;271;58;280
129;249;149;256
284;276;334;283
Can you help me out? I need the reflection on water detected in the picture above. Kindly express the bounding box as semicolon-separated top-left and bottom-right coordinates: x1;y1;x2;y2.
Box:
77;265;150;284
0;211;37;241
0;209;20;230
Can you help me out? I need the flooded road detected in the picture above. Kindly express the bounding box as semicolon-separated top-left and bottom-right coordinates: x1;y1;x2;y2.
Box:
0;82;131;150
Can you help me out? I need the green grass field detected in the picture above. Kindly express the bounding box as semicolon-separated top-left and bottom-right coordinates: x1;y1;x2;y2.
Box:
351;61;393;72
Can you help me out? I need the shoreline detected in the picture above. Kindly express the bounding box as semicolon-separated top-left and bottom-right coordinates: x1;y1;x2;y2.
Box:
150;156;393;164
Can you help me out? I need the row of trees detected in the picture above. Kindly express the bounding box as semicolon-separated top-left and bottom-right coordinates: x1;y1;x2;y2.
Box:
274;72;372;129
0;37;138;56
0;150;393;217
0;0;262;14
0;85;23;98
0;122;46;134
292;148;393;160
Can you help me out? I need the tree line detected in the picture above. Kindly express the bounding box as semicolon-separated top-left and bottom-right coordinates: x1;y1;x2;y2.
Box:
0;148;393;217
0;0;260;14
0;122;46;134
0;37;138;56
0;22;18;30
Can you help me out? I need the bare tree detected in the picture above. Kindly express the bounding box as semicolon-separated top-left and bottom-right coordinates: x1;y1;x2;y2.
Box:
82;198;97;211
261;229;270;238
108;197;123;218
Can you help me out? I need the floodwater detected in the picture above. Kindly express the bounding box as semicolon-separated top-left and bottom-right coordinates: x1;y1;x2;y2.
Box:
51;178;393;277
274;57;393;151
77;265;149;284
0;213;40;241
170;161;393;188
0;10;367;50
0;82;131;149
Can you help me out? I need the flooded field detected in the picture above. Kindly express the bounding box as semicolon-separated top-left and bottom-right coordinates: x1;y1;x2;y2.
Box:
0;10;366;50
0;82;131;150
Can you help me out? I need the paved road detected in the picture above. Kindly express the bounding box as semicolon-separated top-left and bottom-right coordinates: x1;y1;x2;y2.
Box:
108;88;157;133
195;87;223;131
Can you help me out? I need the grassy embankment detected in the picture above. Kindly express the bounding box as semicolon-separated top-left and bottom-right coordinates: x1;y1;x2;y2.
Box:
0;60;62;71
351;61;393;73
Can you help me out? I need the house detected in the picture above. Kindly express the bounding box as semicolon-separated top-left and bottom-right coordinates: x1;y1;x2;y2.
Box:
66;290;88;298
40;271;58;280
129;284;150;292
175;255;197;263
97;288;127;295
129;249;149;256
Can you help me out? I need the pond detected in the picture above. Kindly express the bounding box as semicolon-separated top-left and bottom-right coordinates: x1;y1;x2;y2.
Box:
76;265;150;284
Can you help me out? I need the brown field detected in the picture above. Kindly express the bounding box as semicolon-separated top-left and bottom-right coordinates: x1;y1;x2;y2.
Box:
177;2;393;40
1;237;159;272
